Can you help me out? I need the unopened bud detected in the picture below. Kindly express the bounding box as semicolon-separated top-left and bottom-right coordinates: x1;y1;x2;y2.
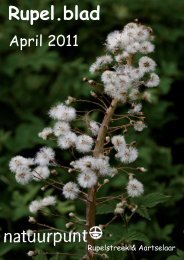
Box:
65;96;76;105
69;212;75;217
105;136;110;142
26;229;34;237
99;224;104;230
128;173;134;180
101;253;109;259
27;251;37;257
83;77;88;82
114;207;124;215
116;202;124;208
41;185;48;191
137;167;147;172
90;91;97;97
103;179;109;184
66;222;74;229
70;161;75;166
88;80;96;85
142;91;152;103
51;170;58;176
28;216;36;224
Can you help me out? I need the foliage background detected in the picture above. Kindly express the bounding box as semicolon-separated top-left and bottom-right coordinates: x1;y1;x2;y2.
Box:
0;0;184;259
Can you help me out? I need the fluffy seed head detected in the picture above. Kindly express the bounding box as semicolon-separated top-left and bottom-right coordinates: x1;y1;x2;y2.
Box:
57;132;77;150
15;170;32;185
127;178;144;197
145;73;160;87
9;156;33;174
32;166;50;181
49;103;76;122
63;182;79;200
38;127;53;140
77;170;97;188
53;121;71;137
41;196;56;207
76;135;94;153
116;146;138;164
139;56;156;73
89;121;100;136
35;147;55;166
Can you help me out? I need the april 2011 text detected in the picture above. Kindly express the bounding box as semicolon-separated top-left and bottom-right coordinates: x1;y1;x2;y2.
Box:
9;34;78;51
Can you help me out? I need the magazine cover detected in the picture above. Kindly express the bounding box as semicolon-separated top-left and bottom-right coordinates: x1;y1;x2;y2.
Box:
0;1;183;259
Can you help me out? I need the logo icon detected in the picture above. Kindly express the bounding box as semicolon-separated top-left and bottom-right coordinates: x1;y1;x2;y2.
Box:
89;226;102;240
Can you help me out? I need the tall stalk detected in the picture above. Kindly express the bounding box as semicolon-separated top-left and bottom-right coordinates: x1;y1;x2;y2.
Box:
86;99;118;259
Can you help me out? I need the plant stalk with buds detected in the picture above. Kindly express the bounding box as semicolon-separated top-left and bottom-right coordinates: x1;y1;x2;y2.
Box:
9;22;160;259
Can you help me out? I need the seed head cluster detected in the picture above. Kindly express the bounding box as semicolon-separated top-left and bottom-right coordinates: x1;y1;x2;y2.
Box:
9;22;159;214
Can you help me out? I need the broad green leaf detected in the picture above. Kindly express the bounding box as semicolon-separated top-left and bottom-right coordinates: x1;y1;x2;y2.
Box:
136;206;151;220
131;193;170;208
96;201;117;215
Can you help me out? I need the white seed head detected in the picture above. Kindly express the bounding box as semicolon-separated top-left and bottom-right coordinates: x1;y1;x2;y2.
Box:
53;121;71;137
57;132;77;150
41;196;56;207
15;170;32;185
133;121;147;132
89;121;100;136
145;73;160;87
32;166;50;181
49;103;76;122
116;146;138;164
127;178;144;197
77;170;97;188
35;147;55;166
139;56;156;73
9;156;33;174
76;135;94;153
63;182;79;200
38;127;53;140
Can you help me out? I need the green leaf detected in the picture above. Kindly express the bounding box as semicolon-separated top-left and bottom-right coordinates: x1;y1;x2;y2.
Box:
121;228;149;243
132;193;170;208
136;206;151;220
167;250;184;260
142;193;170;208
96;201;117;215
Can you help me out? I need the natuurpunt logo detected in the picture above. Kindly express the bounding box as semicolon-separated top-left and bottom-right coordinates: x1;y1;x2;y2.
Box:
3;226;103;246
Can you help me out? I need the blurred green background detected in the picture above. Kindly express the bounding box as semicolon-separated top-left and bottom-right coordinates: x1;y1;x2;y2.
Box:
0;0;184;259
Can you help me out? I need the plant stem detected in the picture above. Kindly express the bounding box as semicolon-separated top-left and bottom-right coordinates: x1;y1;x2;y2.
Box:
86;98;118;259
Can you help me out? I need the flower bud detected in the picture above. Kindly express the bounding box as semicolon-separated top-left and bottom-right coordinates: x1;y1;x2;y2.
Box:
28;216;36;224
103;179;109;184
27;251;37;257
69;212;75;217
66;222;74;229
